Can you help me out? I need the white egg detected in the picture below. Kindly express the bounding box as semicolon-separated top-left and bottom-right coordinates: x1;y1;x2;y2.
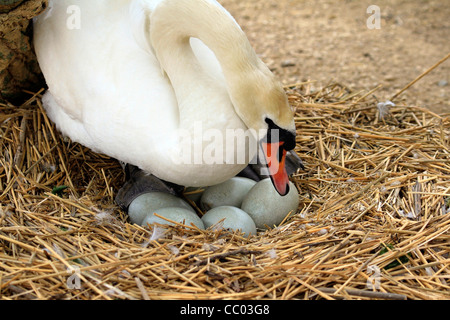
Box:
200;177;257;211
141;207;205;229
241;178;299;229
201;206;257;237
128;192;195;225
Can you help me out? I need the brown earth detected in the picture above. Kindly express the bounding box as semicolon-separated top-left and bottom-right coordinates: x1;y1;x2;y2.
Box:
1;0;448;114
221;0;450;115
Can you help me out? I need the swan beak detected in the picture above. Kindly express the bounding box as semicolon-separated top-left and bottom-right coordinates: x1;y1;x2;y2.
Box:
261;141;290;196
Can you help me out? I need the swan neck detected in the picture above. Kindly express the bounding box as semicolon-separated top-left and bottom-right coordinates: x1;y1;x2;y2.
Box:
150;0;259;84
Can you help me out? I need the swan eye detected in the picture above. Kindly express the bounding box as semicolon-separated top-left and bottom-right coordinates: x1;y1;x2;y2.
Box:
264;118;295;151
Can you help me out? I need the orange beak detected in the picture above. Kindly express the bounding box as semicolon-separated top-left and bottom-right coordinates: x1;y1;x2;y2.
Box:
261;141;290;196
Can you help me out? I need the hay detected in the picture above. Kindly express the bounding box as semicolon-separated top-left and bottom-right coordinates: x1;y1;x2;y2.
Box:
0;83;449;300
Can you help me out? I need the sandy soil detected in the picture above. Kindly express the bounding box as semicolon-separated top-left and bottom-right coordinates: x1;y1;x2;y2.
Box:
221;0;450;114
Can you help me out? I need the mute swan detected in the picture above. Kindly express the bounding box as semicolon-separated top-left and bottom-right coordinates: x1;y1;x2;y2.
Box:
33;0;297;197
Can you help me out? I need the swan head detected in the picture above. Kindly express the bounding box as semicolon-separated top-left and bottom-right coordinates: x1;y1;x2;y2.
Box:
146;0;296;195
229;65;296;196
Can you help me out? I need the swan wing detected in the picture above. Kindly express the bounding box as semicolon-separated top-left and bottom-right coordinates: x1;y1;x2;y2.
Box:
33;0;179;152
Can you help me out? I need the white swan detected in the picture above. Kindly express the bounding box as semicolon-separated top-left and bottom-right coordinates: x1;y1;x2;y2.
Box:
33;0;296;195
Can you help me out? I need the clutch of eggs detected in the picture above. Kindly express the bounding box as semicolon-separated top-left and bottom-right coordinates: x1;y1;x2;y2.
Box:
128;177;299;236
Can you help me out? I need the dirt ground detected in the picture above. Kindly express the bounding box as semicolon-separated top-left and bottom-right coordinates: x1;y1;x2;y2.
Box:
221;0;449;114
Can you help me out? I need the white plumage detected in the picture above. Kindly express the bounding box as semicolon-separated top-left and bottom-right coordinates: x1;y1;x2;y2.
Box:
33;0;295;190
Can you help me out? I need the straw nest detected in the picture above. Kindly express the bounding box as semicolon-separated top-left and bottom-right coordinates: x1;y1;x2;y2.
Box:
0;81;449;300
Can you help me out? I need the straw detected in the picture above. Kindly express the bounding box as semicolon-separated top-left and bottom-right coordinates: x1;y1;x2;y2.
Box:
1;76;449;300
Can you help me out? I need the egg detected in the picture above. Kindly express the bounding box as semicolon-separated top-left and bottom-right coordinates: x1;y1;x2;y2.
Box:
128;192;195;225
141;207;205;229
201;206;257;237
241;178;299;229
200;177;257;211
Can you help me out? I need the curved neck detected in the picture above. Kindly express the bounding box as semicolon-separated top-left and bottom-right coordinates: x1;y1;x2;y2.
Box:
149;0;260;106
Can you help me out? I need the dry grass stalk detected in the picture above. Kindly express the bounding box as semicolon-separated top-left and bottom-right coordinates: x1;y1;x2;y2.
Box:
0;82;449;300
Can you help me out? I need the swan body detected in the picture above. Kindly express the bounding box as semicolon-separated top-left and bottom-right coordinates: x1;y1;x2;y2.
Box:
33;0;296;194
